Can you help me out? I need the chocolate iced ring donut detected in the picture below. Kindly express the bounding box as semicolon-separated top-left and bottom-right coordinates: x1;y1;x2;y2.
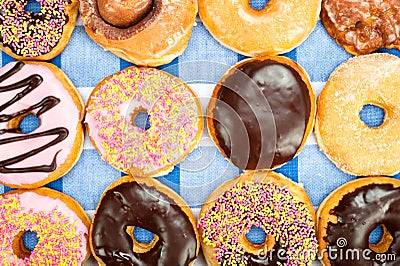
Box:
79;0;197;66
321;0;400;55
317;177;400;265
207;56;315;170
90;176;200;265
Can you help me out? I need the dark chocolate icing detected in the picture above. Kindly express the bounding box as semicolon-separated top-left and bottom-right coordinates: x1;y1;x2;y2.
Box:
0;62;69;173
211;59;311;170
325;183;400;265
91;181;198;266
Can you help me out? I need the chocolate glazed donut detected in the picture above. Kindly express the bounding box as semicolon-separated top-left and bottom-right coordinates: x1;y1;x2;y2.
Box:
326;184;400;266
91;179;198;265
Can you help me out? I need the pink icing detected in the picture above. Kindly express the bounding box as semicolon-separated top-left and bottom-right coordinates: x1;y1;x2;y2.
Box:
0;62;81;186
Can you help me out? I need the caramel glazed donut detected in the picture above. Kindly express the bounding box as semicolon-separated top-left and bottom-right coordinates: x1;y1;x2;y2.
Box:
79;0;197;66
198;171;318;266
321;0;400;55
317;177;400;266
0;0;78;60
90;176;200;265
207;56;315;170
0;61;84;188
198;0;321;56
315;53;400;176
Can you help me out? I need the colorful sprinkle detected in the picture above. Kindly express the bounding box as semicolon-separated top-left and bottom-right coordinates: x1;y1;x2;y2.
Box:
0;0;70;57
198;181;318;266
86;67;201;174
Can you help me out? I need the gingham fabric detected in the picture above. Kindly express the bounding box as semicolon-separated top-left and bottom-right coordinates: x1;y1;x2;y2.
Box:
2;2;399;265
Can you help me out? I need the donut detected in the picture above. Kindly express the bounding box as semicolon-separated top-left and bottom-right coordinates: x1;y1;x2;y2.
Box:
85;66;203;177
197;171;318;265
0;188;90;265
198;0;321;56
90;175;200;265
79;0;197;66
207;56;315;170
316;177;400;265
0;61;84;188
321;0;400;55
0;0;78;60
315;53;400;176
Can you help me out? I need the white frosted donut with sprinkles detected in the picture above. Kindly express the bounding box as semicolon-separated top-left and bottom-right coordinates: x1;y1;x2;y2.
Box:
85;66;203;177
0;0;78;60
198;171;318;266
0;188;90;265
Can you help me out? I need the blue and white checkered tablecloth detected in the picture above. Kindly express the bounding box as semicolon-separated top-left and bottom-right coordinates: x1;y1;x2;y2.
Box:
2;3;400;264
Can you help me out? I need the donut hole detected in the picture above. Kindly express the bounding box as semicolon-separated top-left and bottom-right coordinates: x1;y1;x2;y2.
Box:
241;226;275;255
127;226;159;253
131;108;151;131
359;104;385;128
13;230;39;259
369;225;393;253
19;114;41;134
24;0;42;14
249;0;269;10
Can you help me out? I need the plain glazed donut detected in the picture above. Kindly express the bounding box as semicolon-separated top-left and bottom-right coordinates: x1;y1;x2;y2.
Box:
198;171;318;265
85;66;203;177
90;175;200;265
0;0;78;60
198;0;321;56
0;188;90;265
321;0;400;55
315;53;400;176
0;61;84;188
207;56;315;170
317;177;400;266
79;0;197;66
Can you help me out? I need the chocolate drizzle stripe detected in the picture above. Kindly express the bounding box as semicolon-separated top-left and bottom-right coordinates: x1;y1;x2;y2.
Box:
0;62;69;173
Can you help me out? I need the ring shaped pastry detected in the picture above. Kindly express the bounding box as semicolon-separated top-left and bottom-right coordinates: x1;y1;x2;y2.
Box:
198;0;321;56
0;61;84;188
207;56;315;170
198;171;318;265
317;177;400;266
0;0;78;60
0;188;90;265
79;0;197;66
90;175;200;265
315;53;400;176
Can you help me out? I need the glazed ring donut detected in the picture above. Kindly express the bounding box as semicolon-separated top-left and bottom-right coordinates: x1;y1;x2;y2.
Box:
317;177;400;265
0;0;78;60
0;61;84;188
79;0;197;66
85;66;203;177
198;0;321;56
198;171;318;265
0;188;90;265
207;56;315;170
90;175;200;265
321;0;400;55
315;53;400;176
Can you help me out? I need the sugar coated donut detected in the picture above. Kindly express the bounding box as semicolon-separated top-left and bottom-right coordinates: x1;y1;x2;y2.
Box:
317;177;400;265
198;171;318;265
315;53;400;176
90;175;200;265
321;0;400;55
207;56;315;170
198;0;321;56
0;61;84;188
79;0;197;66
0;0;78;60
85;66;203;177
0;188;90;265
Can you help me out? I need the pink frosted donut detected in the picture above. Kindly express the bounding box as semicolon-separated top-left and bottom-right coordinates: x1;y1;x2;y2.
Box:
85;66;203;177
0;188;90;265
0;61;84;188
